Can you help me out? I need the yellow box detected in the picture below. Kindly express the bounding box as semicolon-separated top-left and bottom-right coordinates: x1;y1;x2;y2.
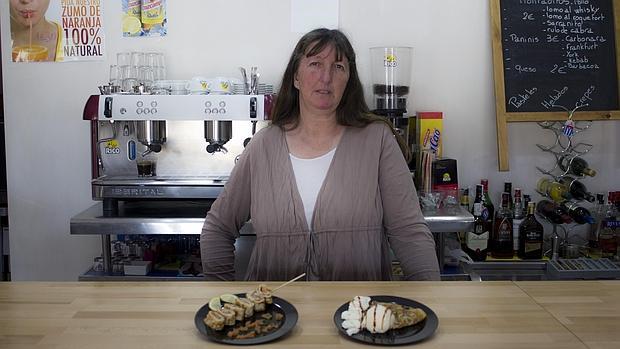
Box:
417;111;443;157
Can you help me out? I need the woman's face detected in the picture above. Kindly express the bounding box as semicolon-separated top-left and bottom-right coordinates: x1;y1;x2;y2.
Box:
10;0;51;27
294;44;350;116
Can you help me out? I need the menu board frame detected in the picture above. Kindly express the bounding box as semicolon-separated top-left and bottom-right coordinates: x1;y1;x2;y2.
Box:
490;0;620;170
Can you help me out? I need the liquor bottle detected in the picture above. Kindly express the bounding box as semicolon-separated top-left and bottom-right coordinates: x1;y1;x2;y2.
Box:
536;200;573;224
513;188;524;219
460;188;470;210
588;193;605;258
463;202;488;262
518;202;544;259
523;194;531;218
472;185;483;208
600;193;619;259
560;201;595;225
480;179;495;233
537;178;571;202
558;155;597;177
512;188;524;253
491;192;514;258
504;182;513;210
559;176;596;202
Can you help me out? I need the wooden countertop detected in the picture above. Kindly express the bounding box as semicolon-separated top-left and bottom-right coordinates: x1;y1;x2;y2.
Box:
0;281;618;348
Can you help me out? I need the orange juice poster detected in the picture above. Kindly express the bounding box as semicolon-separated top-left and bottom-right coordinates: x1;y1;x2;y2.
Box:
122;0;167;37
9;0;105;62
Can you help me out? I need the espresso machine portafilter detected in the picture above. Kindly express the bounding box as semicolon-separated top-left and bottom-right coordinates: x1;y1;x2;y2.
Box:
136;120;167;155
204;120;232;153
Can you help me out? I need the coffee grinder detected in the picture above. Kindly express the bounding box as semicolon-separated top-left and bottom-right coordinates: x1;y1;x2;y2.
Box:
370;47;415;167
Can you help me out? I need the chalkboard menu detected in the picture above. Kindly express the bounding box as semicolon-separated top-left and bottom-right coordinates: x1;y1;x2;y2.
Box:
499;0;619;112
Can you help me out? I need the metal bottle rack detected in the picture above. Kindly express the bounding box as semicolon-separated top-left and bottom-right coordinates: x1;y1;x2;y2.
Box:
535;104;593;259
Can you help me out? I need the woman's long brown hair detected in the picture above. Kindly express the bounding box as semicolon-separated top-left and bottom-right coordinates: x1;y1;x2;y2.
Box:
270;28;411;162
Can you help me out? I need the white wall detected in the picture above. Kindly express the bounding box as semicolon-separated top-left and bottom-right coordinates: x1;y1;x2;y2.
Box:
1;0;618;280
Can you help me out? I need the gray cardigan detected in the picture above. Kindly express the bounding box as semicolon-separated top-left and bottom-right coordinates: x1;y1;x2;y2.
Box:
200;122;440;281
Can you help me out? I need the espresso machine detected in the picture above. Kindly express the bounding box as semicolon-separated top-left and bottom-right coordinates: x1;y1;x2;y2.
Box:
82;94;273;212
75;93;274;276
370;47;416;168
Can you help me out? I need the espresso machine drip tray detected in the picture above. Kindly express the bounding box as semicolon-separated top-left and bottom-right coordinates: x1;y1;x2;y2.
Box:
92;175;229;200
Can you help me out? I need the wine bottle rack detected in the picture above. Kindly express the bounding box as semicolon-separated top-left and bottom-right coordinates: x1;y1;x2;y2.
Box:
535;104;596;197
535;104;592;181
534;104;595;260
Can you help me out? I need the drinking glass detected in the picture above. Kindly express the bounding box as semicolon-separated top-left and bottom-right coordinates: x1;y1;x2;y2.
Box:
154;66;166;81
121;65;139;92
145;52;164;67
131;52;145;67
117;52;131;66
109;64;120;86
139;66;155;90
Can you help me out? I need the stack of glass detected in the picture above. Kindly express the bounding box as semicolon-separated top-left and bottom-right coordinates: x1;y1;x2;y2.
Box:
109;51;166;93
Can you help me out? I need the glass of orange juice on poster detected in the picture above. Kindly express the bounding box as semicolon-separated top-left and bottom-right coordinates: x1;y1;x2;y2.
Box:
12;45;49;62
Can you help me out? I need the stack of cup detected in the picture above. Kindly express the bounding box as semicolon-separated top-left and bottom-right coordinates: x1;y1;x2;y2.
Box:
110;51;166;93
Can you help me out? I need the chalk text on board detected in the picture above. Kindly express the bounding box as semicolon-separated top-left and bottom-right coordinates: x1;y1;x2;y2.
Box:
576;85;596;107
541;87;569;109
510;34;540;43
509;88;538;109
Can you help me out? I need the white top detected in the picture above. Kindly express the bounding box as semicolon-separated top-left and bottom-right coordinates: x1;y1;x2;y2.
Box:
289;148;336;230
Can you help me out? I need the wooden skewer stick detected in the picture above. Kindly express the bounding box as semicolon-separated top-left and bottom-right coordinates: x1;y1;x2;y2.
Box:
272;273;306;292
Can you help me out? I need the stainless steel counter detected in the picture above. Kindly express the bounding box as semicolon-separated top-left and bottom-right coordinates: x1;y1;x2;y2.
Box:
70;201;474;279
422;205;474;232
70;201;212;235
70;201;474;235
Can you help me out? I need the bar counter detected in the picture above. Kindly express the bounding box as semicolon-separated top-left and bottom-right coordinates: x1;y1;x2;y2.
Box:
1;281;618;348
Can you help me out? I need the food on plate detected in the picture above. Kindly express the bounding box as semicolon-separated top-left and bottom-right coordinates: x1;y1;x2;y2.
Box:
236;297;255;318
378;302;427;329
208;296;222;311
220;293;240;304
224;303;245;321
218;307;236;326
225;310;284;339
340;296;427;336
340;296;371;335
203;284;278;332
363;303;394;334
246;290;266;312
205;310;226;331
257;284;273;304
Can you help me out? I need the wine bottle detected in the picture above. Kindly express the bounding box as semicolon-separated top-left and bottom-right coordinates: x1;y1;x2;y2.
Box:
560;201;595;225
481;179;495;233
536;200;573;224
518;202;544;259
491;192;514;258
463;202;489;262
537;178;571;202
559;176;596;202
559;155;597;177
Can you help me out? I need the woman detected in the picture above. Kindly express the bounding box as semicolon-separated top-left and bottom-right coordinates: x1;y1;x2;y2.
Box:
10;0;63;62
201;28;440;281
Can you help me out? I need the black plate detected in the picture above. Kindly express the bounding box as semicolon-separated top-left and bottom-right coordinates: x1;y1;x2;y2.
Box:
333;295;438;346
195;295;298;345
